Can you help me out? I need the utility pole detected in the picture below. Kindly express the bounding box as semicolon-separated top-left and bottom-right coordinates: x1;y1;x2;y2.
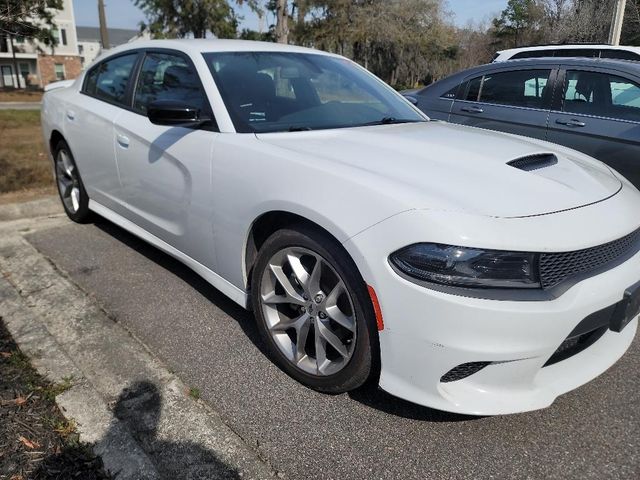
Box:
98;0;110;49
608;0;627;45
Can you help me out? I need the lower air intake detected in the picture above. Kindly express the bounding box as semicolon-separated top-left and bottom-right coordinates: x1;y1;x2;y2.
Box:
440;362;491;383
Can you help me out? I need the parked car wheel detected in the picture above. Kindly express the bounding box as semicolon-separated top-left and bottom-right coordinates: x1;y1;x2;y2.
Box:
251;226;378;393
54;140;91;223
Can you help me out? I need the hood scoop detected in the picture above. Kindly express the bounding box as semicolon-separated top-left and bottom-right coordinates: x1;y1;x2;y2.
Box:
508;154;558;172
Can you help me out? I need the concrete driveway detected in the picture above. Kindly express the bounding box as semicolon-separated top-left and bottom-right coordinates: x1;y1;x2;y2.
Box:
7;208;636;480
0;101;41;110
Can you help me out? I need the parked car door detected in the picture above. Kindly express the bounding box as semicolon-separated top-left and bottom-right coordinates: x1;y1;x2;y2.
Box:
66;52;140;209
547;67;640;188
449;67;557;140
113;50;218;266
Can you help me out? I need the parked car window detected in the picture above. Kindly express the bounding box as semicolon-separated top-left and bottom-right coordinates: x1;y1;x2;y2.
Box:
203;52;424;133
133;52;208;114
84;53;138;105
599;49;640;61
552;48;599;58
464;70;551;108
562;70;640;122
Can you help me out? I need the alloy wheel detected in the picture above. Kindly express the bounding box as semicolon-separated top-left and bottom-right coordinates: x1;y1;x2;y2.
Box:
55;149;81;214
260;246;357;376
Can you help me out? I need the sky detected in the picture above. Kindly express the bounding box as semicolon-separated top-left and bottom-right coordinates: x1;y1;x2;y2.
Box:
73;0;508;31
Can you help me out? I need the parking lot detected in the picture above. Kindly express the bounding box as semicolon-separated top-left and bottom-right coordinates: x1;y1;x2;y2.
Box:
6;211;636;480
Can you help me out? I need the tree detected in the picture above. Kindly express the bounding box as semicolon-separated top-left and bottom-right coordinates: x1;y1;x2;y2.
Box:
492;0;544;48
0;0;62;42
134;0;238;38
0;0;63;88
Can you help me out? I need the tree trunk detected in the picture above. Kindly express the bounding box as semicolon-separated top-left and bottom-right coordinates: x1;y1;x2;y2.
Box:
275;0;289;44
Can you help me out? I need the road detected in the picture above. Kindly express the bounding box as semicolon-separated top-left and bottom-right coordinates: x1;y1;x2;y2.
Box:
26;217;640;480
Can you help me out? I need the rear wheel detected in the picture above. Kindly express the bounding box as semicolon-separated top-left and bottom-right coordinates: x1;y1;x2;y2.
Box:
251;225;378;393
54;140;91;223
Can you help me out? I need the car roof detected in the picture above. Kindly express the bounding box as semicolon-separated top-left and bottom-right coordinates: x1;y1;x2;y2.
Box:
96;38;338;62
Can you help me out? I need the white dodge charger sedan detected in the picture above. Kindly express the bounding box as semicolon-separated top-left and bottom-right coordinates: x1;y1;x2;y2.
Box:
41;40;640;415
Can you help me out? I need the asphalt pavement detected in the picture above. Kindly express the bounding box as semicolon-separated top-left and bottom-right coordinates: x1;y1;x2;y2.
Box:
27;218;640;480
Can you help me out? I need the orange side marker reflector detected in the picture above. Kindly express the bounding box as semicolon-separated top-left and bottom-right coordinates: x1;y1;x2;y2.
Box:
367;285;384;331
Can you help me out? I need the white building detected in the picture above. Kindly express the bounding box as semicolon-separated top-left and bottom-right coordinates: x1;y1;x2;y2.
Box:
0;0;81;88
76;26;150;67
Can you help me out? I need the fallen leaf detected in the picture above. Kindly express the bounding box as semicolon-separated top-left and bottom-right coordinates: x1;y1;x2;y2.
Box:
14;396;28;406
0;351;12;358
18;436;40;450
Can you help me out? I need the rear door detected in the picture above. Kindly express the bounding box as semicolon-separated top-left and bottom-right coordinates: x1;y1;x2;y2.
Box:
65;52;140;209
547;67;640;188
450;66;557;140
113;49;218;266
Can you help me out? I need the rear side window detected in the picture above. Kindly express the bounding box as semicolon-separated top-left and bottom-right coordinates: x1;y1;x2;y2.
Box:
562;70;640;122
463;70;551;109
83;53;138;105
133;52;209;114
600;49;640;61
511;48;601;60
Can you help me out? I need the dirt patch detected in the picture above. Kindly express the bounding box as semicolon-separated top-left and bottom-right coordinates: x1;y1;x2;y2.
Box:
0;110;54;196
0;90;43;103
0;318;110;480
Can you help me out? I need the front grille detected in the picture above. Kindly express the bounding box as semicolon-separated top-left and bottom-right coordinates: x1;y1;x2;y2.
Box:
440;362;491;383
539;228;640;289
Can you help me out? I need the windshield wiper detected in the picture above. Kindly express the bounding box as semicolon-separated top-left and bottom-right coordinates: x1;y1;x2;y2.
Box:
361;117;422;126
288;126;313;132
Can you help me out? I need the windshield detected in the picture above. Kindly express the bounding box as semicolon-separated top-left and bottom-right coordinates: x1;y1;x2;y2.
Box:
202;51;425;133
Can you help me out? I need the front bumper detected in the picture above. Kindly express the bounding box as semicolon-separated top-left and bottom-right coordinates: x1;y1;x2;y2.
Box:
344;196;640;415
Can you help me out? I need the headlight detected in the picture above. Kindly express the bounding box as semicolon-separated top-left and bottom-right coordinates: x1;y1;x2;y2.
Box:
389;243;540;289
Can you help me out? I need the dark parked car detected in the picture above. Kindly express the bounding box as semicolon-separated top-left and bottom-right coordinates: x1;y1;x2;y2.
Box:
406;58;640;188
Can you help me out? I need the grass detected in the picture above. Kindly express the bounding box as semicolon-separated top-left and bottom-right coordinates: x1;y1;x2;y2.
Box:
0;89;43;102
0;109;55;198
188;387;201;400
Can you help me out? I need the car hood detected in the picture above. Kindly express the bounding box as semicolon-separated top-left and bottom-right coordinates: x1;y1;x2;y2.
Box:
256;121;622;218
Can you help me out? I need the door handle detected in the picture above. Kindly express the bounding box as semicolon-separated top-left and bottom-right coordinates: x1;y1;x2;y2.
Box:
66;110;75;120
461;106;484;114
116;134;130;148
555;118;586;127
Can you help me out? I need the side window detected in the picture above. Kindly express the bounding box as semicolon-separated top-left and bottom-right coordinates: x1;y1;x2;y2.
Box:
468;70;551;108
552;48;599;58
600;49;640;61
133;52;208;114
440;85;459;99
464;76;482;101
562;70;640;122
84;53;138;105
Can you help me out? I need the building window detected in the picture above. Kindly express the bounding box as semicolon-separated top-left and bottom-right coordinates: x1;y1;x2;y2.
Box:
78;44;84;54
0;36;8;53
54;63;65;81
60;28;67;46
15;36;25;44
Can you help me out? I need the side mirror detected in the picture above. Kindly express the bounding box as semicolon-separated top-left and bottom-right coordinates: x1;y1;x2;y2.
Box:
403;94;418;106
147;100;210;127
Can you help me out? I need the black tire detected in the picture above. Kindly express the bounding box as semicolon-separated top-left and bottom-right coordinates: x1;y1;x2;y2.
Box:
53;139;92;223
251;224;380;393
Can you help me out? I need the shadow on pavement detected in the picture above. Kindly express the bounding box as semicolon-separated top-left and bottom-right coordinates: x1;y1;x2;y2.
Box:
112;380;239;480
92;216;478;425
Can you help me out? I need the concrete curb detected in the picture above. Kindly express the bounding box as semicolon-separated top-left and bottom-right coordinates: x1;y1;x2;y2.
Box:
0;217;278;479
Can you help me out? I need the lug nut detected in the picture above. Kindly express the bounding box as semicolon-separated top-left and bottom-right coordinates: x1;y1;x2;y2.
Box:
303;293;309;300
314;294;323;303
318;312;327;319
300;306;306;313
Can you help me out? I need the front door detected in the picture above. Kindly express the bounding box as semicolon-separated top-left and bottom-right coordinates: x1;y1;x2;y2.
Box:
450;67;555;141
547;68;640;188
113;50;217;266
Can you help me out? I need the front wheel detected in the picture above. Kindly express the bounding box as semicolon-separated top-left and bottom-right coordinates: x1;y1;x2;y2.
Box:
251;225;378;393
53;140;91;223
